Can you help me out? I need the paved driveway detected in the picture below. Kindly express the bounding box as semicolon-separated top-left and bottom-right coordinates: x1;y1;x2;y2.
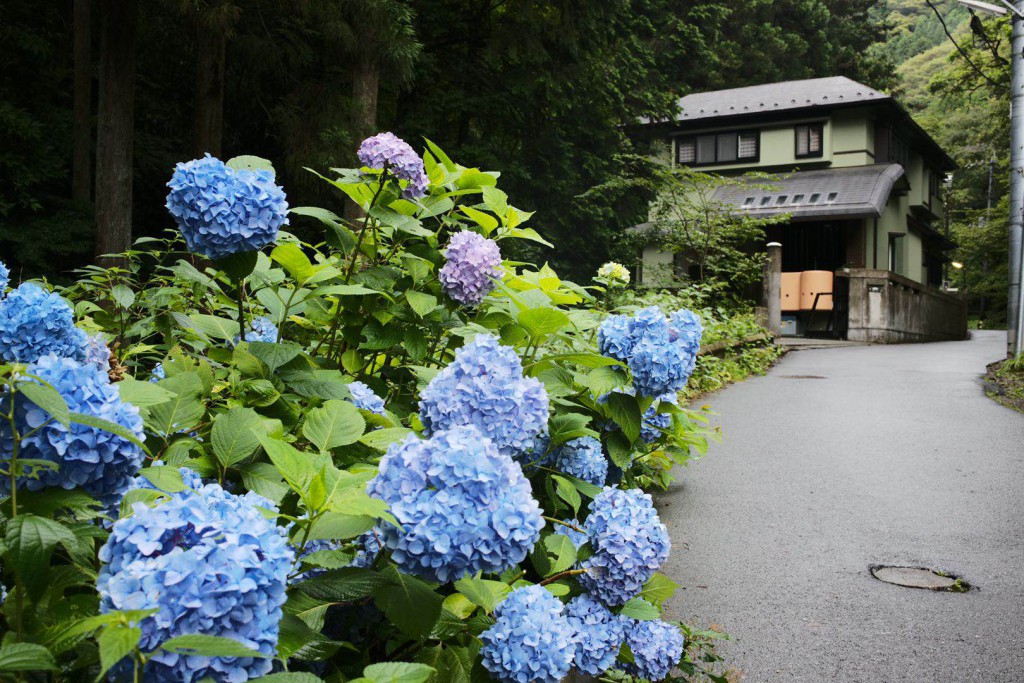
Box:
658;331;1024;682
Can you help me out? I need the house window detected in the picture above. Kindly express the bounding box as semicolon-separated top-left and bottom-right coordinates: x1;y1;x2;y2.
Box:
795;123;824;158
928;169;940;198
677;130;759;166
890;135;909;168
888;234;905;275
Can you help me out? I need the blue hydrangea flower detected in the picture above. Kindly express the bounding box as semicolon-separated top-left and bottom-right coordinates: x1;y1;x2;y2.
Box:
149;362;166;383
578;487;670;606
84;334;111;373
597;314;634;362
419;334;549;462
565;594;627;676
439;231;502;306
624;619;685;681
166;155;289;261
0;260;9;294
0;283;87;363
629;339;692;398
554;519;588;549
357;132;429;199
233;316;278;345
366;425;543;584
597;307;702;399
551;436;607;486
97;483;293;683
670;309;703;349
480;585;575;683
641;392;678;443
347;381;386;416
0;355;144;508
292;529;382;583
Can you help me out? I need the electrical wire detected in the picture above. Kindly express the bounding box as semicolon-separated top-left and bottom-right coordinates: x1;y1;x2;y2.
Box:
925;0;1003;88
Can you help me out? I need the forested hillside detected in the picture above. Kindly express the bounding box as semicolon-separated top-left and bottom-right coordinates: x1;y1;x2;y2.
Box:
881;0;1010;323
0;0;891;281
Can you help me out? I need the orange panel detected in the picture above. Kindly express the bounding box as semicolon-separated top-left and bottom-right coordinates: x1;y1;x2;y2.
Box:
781;272;801;312
800;270;833;311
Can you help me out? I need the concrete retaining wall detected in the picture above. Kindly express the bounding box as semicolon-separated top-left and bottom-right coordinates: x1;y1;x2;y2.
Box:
839;269;967;343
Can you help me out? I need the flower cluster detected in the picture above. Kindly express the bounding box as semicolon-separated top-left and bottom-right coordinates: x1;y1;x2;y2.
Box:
419;334;549;461
624;619;685;681
347;381;386;416
0;260;9;293
84;334;111;373
357;132;429;199
366;425;543;584
480;585;575;683
166;155;288;261
597;306;702;398
578;487;670;606
641;392;678;443
0;283;87;363
439;230;502;306
551;436;607;486
565;594;626;676
97;483;293;682
234;316;278;345
150;362;166;382
0;355;144;508
597;261;630;285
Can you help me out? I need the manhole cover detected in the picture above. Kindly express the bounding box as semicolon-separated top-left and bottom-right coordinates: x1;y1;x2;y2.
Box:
780;375;826;380
870;565;970;592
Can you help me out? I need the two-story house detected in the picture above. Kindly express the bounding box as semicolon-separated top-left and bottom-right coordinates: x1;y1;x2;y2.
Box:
631;76;967;343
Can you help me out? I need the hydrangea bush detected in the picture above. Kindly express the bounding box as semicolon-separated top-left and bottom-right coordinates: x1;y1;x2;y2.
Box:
0;139;728;682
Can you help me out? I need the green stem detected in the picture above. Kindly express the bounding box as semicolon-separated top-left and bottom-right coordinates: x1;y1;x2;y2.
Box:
236;280;247;343
539;568;588;586
542;516;584;533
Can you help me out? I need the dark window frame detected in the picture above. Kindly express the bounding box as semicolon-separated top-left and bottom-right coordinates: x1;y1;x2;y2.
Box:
676;130;760;167
795;123;825;159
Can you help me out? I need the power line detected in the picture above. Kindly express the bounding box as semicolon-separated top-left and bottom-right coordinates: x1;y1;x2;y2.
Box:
925;0;1003;88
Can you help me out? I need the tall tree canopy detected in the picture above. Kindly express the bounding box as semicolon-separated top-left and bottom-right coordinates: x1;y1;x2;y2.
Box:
0;0;893;280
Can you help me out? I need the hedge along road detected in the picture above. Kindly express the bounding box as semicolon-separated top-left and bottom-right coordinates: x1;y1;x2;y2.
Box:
657;330;1024;682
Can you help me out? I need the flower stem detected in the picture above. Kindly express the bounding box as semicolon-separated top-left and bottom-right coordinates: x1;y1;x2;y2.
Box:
542;516;584;533
539;568;588;586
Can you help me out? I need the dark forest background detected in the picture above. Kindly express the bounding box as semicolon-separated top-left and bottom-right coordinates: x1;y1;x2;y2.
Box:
0;0;1010;318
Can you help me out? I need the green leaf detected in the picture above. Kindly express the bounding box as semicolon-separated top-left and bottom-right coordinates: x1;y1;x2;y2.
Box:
189;313;240;340
216;251;259;283
69;412;149;452
237;462;289;503
146;372;204;437
139;466;187;493
542;533;577;575
5;515;76;597
454;575;510;613
547;412;596;447
16;380;70;426
303;400;366;452
551;475;581;515
247;341;302;372
276;614;343;662
459;206;499;234
406;290;438;317
110;284;136;309
305;512;376;541
227;155;275;174
97;624;141;680
159;634;267;659
517;307;570;340
606;431;633;469
373;566;443;640
359;427;412;451
0;643;59;672
640;573;679;607
272;243;317;284
118;378;176;408
300;567;392;602
618;597;660;621
252;674;325;683
605;392;642;443
258;435;318;493
363;662;435;683
584;365;629;398
211;407;263;468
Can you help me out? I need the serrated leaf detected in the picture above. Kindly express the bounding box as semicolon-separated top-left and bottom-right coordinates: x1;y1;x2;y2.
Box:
97;624;141;680
359;427;412;451
237;462;288;503
454;575;510;613
548;412;596;447
159;634;267;658
551;475;581;515
640;573;678;607
258;435;318;493
517;307;570;340
118;378;175;408
299;567;392;602
211;408;263;468
276;614;343;662
16;380;70;426
272;243;317;284
373;566;443;640
605;392;642;443
146;372;204;438
252;673;324;683
5;515;76;598
303;400;365;452
618;597;660;621
110;284;135;309
405;290;438;317
543;533;577;575
226;155;275;173
138;466;187;493
189;313;241;340
69;412;149;452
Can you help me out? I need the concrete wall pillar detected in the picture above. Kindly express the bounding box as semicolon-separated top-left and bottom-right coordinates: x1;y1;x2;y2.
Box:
764;242;782;336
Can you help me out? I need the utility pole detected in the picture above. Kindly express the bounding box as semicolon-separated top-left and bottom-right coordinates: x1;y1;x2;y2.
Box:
1011;2;1024;356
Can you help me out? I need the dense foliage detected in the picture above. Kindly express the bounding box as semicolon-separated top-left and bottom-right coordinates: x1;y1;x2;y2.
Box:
0;138;735;681
0;0;894;280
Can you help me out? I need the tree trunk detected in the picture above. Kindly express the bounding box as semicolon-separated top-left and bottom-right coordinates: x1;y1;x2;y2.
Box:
193;19;226;158
94;0;137;262
72;0;92;203
345;58;380;223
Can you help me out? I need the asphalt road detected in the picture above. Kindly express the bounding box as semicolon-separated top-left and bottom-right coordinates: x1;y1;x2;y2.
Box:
657;331;1024;682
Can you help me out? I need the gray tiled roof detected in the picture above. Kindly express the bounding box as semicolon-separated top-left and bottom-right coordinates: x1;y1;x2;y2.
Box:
711;163;905;220
673;76;888;123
